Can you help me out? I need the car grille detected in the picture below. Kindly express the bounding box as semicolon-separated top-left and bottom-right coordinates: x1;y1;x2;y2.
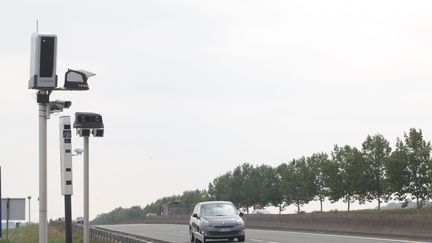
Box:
208;230;241;236
214;226;234;228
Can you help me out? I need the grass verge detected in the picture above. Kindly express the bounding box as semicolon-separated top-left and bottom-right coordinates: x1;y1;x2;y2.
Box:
0;223;100;243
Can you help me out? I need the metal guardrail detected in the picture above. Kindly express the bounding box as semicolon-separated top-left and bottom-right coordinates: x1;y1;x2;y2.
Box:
72;223;169;243
66;212;432;242
115;214;432;241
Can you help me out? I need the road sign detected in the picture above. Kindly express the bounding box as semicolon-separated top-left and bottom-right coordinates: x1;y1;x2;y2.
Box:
2;198;25;220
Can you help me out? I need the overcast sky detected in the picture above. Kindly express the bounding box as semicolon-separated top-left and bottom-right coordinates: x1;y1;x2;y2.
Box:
2;0;432;221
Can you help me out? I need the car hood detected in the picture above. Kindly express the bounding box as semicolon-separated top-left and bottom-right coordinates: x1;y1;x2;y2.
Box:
201;216;243;227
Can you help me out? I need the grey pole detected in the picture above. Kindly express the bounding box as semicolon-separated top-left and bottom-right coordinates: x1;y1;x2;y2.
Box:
39;98;48;243
28;196;31;223
83;136;90;243
64;195;72;243
6;198;9;241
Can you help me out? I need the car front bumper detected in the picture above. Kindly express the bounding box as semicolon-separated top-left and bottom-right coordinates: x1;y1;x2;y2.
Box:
195;226;245;240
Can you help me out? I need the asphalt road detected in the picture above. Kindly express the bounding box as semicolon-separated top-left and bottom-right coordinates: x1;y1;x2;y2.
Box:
98;224;431;243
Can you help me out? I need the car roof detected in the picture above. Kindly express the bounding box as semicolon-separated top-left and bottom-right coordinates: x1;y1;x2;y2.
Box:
198;201;233;205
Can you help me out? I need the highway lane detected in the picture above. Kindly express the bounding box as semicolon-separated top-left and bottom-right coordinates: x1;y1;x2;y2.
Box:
98;224;431;243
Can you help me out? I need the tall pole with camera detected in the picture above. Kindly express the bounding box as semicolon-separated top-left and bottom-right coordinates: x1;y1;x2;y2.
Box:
59;116;74;243
73;112;104;243
29;34;59;243
28;32;97;243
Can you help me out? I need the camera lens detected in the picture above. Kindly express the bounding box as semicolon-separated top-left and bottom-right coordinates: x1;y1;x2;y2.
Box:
79;116;88;122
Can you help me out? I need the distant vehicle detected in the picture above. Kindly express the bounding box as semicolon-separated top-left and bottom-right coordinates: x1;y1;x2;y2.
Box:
251;209;271;215
160;201;186;215
146;213;157;217
75;217;84;224
189;201;245;243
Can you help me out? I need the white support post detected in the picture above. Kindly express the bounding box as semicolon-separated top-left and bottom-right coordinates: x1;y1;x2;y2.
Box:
39;100;48;243
83;136;90;243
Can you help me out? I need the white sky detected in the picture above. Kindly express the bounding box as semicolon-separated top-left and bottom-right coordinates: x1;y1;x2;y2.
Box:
1;0;432;221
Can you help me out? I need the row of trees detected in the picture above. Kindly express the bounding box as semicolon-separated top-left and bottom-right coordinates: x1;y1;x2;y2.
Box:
92;189;209;224
209;128;432;213
92;128;432;224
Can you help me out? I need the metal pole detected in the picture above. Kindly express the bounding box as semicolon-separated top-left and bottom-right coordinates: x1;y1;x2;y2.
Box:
64;195;72;243
39;99;48;243
28;196;31;223
83;136;90;243
0;166;2;239
6;198;9;241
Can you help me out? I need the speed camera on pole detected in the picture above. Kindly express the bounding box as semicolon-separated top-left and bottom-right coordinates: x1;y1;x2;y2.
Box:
28;32;59;243
59;116;74;243
28;31;97;243
73;112;104;243
59;116;73;196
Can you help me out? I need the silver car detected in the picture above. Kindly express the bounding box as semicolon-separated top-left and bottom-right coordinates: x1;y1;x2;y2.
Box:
189;201;245;242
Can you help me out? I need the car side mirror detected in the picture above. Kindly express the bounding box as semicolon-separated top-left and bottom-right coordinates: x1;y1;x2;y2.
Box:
192;213;199;218
239;211;244;217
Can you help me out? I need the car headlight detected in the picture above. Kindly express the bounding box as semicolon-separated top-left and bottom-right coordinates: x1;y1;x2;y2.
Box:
236;218;244;226
201;219;212;227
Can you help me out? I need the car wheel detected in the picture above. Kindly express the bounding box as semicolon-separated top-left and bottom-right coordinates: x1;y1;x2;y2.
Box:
238;236;245;242
189;228;194;242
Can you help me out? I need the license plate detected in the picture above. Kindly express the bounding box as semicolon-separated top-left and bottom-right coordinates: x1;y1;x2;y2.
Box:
219;228;231;232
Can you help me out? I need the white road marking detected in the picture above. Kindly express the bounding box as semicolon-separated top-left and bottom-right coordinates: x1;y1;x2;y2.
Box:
250;239;280;243
284;231;431;243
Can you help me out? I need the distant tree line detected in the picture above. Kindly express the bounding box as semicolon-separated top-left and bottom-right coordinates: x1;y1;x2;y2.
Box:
209;128;432;213
92;128;432;224
92;190;209;225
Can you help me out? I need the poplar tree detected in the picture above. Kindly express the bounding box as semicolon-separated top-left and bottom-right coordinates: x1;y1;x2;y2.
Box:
386;128;432;209
361;134;391;210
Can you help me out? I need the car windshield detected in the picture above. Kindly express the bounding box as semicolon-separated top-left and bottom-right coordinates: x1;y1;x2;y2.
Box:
200;203;237;217
253;209;270;214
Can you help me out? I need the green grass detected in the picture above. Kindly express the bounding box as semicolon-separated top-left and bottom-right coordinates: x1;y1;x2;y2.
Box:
0;224;100;243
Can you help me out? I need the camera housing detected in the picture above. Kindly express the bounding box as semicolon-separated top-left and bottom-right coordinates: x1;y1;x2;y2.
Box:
29;33;58;90
64;69;95;90
73;112;104;129
74;112;104;138
49;100;72;113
